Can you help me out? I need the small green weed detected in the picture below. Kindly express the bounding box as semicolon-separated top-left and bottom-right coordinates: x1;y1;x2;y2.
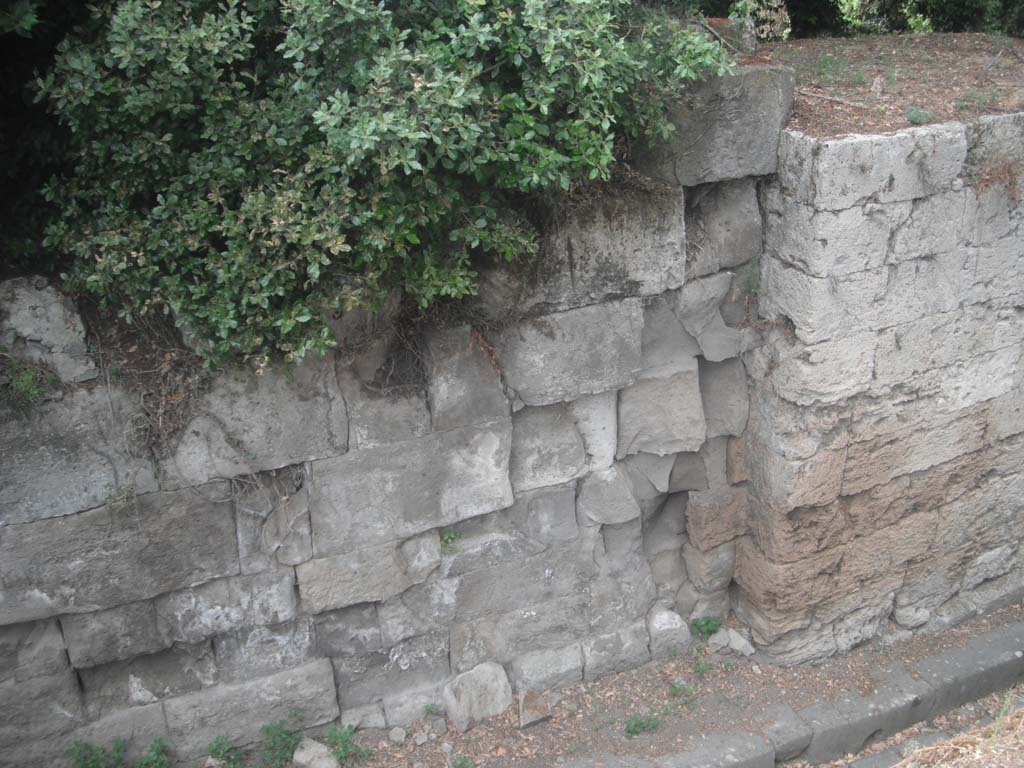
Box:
440;528;460;554
692;656;713;680
624;712;661;737
324;725;372;767
905;106;936;125
258;713;302;768
135;739;172;768
67;740;129;768
690;617;722;641
208;736;243;768
723;659;738;672
956;89;997;112
669;679;699;706
423;703;444;717
0;353;56;414
451;756;477;768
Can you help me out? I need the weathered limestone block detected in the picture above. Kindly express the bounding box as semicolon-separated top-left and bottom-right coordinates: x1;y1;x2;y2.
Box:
316;603;383;657
640;296;700;380
341;702;387;730
424;325;508;431
636;65;795;186
235;468;313;575
968;237;1024;307
646;602;692;660
761;249;967;345
510;643;584;692
298;532;440;614
935;346;1020;411
842;413;987;496
749;499;847;565
617;371;706;457
214;619;317;682
0;619;67;684
727;436;749;484
443;661;513;732
671;272;742;361
581;621;651;680
669;452;709;491
378;577;460;648
334;336;431;449
161;356;348;488
0;277;97;383
293;738;339;768
962;546;1016;591
61;601;165;668
331;631;450;711
155;569;298;645
686;179;762;278
509;403;587;492
569;391;618;470
778;123;967;210
764;332;876;406
675;582;730;623
164;659;339;759
495;298;643;406
686;485;749;551
762;186;913;277
938;472;1024;554
309;421;512;556
0;385;159;525
80;641;216;718
966;112;1024;169
577;465;642;526
642;494;687;561
589;519;659;630
475;187;686;315
0;661;84;747
699;357;749;436
682;540;737;593
0;485;238;625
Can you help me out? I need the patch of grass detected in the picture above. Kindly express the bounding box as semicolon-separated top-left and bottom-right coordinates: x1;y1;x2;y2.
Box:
440;528;460;554
956;89;997;112
451;756;477;768
624;712;661;737
208;736;243;768
258;713;302;768
905;106;936;125
669;679;699;706
693;656;713;680
690;617;722;641
67;740;129;768
135;739;171;768
723;659;738;672
324;725;372;767
0;353;57;415
423;703;444;717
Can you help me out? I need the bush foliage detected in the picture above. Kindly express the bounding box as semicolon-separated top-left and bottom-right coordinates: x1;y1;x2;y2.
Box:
40;0;727;364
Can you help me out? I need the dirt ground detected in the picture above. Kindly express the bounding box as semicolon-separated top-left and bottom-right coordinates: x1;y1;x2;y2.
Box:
744;33;1024;138
333;604;1024;768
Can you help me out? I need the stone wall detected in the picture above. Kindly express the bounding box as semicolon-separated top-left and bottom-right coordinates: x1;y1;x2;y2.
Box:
1;67;1022;766
740;113;1024;664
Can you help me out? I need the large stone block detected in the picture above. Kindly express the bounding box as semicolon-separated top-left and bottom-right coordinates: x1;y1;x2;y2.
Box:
164;659;339;759
61;601;166;668
617;371;706;457
577;466;643;526
670;272;742;362
234;466;314;575
0;662;84;747
779;123;967;211
581;621;651;680
443;661;513;732
700;358;749;437
766;332;876;406
315;603;383;657
640;296;701;380
155;569;298;644
80;641;216;718
160;355;349;488
636;65;795;186
569;391;618;470
309;421;512;556
510;643;584;692
378;577;461;647
509;403;587;493
0;485;238;625
495;299;643;406
475;188;686;315
0;277;97;383
424;325;508;430
0;619;67;684
215;619;317;682
331;631;450;710
0;386;159;526
686;485;749;551
298;532;440;614
686;179;762;278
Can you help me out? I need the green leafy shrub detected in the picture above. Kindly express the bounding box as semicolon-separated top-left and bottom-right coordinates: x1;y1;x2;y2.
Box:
258;716;301;768
134;739;172;768
624;712;661;736
67;740;129;768
39;0;728;365
208;736;244;768
690;616;722;640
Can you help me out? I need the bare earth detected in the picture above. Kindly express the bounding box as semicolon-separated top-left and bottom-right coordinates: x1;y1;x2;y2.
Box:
333;604;1024;768
743;33;1024;138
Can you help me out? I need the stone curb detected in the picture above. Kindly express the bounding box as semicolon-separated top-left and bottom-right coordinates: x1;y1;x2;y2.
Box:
562;621;1023;768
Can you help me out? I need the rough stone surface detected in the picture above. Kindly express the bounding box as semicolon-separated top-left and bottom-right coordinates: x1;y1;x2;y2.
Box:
0;386;159;525
700;358;749;437
658;732;775;768
61;601;166;668
582;621;651;680
442;662;513;732
0;277;97;383
424;325;508;431
509;403;587;492
0;485;238;624
161;357;348;487
214;619;317;682
761;703;812;762
569;392;618;470
647;603;692;660
164;659;339;759
637;65;795;186
686;179;762;277
617;370;706;457
309;422;512;556
577;466;643;526
495;299;643;406
510;643;583;693
293;738;340;768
